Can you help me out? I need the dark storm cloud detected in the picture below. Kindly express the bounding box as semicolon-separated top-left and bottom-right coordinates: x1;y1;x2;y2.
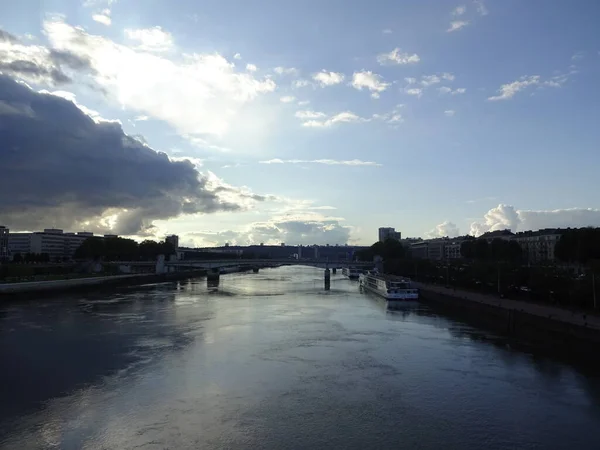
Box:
0;75;247;234
0;59;72;84
0;29;95;86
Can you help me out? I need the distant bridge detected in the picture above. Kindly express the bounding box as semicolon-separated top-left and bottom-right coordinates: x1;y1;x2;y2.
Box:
113;258;372;272
167;259;373;270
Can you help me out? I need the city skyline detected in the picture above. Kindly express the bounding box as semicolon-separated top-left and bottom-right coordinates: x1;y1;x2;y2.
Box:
1;1;600;246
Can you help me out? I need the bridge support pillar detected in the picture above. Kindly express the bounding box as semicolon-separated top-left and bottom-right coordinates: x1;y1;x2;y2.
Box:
324;268;331;291
332;268;336;274
253;266;259;273
207;268;220;288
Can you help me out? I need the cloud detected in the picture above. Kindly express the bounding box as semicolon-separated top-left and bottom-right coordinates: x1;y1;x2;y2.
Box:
453;5;467;16
404;77;417;84
377;48;420;65
292;79;310;88
404;87;423;97
186;212;352;246
351;71;390;98
124;26;174;52
382;29;393;34
421;74;441;87
259;159;381;167
571;51;585;61
0;31;95;85
474;0;489;16
487;75;540;100
297;100;310;106
274;66;298;76
295;110;327;120
444;110;456;117
297;111;367;128
312;70;345;86
372;104;404;125
246;63;257;72
438;86;466;95
0;74;267;236
469;204;600;236
280;96;296;103
447;21;469;32
426;221;460;238
92;9;112;26
38;18;276;137
233;53;241;60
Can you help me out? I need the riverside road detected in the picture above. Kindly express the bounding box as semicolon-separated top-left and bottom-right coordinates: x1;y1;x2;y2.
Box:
1;266;599;449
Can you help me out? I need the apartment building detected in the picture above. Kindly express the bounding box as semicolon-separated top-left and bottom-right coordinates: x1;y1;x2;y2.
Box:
512;230;561;264
410;237;465;260
8;229;108;261
0;226;8;260
378;227;401;242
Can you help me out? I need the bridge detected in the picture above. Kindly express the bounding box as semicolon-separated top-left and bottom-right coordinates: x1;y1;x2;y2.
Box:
165;258;373;270
113;257;373;291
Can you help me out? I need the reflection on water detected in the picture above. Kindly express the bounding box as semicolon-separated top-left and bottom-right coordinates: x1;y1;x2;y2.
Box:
1;266;599;450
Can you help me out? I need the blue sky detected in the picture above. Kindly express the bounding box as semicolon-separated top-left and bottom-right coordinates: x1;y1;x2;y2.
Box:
1;0;599;246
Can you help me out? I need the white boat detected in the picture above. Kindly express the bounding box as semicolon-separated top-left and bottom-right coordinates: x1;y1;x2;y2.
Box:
359;271;419;301
342;267;362;279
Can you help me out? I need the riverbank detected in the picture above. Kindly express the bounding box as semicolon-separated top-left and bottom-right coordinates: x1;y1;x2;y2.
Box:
0;270;207;298
415;282;600;359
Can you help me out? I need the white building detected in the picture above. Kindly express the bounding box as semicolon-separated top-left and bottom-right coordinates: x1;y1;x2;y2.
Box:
378;227;401;242
8;229;103;261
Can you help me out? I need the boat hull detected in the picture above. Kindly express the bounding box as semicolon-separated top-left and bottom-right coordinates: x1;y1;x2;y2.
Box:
360;280;419;301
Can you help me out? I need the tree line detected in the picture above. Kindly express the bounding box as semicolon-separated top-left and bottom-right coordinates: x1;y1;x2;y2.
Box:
74;237;175;261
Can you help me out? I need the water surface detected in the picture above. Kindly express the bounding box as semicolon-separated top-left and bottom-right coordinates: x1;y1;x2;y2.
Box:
1;266;599;449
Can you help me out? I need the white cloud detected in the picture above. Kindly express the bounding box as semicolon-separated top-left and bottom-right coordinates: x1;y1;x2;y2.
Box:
92;9;112;26
295;110;327;120
438;86;466;95
296;111;367;128
124;26;174;52
453;5;467;16
404;77;417;84
184;211;353;246
297;100;310;106
312;70;345;86
274;66;298;76
488;75;540;100
441;72;455;81
421;74;441;87
246;63;257;72
377;48;420;65
134;115;149;121
42;19;276;137
292;79;310;88
233;53;241;60
382;29;393;34
469;204;600;236
351;71;390;98
571;51;585;61
444;110;456;117
259;159;381;167
447;20;469;32
474;0;489;16
404;88;423;97
280;96;296;103
426;221;460;238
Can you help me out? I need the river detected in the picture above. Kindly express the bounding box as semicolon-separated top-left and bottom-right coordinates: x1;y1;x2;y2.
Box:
1;266;599;449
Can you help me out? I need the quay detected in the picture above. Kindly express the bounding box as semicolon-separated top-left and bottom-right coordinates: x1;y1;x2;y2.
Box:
415;282;600;359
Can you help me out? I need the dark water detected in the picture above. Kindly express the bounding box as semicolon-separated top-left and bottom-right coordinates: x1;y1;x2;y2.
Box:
1;266;600;449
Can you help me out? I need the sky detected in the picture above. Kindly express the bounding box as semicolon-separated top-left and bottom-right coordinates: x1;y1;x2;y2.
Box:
1;0;599;247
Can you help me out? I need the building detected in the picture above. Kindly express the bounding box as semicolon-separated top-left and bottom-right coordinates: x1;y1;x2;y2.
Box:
165;234;180;250
512;230;561;264
8;229;103;261
410;237;466;260
0;226;9;261
378;227;401;242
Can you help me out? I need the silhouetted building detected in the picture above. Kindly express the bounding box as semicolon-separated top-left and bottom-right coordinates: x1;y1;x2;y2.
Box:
0;226;8;261
378;227;401;242
166;234;180;250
